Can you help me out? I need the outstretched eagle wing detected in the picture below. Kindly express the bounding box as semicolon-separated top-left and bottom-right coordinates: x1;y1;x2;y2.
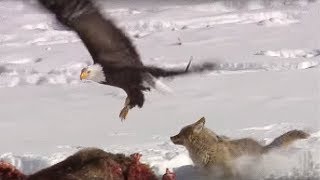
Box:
38;0;142;69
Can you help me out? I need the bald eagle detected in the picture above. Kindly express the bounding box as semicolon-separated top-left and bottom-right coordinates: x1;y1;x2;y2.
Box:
37;0;216;120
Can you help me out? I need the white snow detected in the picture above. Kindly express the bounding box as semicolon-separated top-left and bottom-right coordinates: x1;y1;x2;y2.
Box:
0;0;320;179
256;49;320;58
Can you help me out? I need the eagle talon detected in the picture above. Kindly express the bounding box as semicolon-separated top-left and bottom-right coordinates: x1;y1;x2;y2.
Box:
119;106;130;121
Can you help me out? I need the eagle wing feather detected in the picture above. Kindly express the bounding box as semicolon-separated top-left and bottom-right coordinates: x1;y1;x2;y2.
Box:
38;0;142;69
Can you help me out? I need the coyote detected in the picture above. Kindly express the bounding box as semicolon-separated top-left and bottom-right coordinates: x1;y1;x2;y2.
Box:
170;117;310;178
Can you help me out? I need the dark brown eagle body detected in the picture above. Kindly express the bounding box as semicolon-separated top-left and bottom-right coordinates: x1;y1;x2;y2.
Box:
37;0;216;119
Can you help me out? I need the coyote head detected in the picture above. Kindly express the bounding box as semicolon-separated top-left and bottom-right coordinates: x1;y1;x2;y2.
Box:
170;117;206;146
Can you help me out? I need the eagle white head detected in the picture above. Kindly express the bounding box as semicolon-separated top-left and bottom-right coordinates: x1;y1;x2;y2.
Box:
80;64;106;83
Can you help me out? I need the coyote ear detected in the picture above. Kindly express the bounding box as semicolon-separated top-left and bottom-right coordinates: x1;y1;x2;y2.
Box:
193;117;205;133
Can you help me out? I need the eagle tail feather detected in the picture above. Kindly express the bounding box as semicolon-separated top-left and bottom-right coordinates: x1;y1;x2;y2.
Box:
145;61;216;78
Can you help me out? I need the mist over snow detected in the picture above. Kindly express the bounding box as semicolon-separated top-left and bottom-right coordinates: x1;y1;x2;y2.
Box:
0;0;320;179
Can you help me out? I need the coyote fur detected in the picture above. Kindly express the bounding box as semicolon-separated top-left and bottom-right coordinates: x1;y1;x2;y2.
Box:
170;117;310;177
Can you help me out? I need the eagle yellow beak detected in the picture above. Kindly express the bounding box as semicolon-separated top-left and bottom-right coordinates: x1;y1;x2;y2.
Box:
80;71;89;80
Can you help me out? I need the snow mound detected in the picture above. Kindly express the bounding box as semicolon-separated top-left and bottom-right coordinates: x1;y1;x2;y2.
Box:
27;30;79;46
0;34;15;43
0;62;88;88
96;0;310;38
0;31;78;48
257;16;299;26
22;22;51;31
212;0;315;9
256;49;320;58
123;10;301;37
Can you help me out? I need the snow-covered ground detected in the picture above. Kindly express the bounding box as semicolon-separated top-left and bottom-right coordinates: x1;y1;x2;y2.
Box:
0;0;320;179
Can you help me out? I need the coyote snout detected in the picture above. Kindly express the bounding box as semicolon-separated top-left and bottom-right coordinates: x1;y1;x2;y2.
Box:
170;135;183;145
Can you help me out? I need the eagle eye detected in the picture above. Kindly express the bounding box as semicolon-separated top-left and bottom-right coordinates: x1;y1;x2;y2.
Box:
87;70;91;73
